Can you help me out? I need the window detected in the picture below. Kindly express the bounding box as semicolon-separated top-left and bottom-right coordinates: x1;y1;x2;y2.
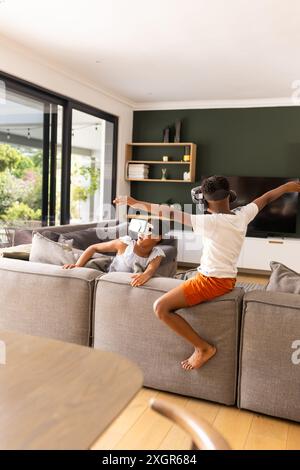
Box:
0;72;118;239
70;109;115;223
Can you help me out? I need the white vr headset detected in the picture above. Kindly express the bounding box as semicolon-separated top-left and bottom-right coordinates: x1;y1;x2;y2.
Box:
128;218;154;236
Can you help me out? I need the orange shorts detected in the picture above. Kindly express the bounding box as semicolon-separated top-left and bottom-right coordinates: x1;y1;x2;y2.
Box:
182;272;236;307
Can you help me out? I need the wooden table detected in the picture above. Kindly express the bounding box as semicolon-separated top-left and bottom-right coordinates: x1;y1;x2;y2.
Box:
0;329;143;450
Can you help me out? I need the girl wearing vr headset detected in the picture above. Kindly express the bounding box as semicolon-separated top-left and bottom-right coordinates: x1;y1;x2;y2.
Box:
63;220;166;287
114;176;300;370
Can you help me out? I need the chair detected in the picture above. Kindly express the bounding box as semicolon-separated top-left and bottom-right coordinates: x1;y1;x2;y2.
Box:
149;398;231;450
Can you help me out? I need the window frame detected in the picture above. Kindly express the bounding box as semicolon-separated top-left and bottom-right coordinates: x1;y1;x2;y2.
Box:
0;71;118;226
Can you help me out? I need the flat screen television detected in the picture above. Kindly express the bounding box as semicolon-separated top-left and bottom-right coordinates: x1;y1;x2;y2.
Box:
201;176;299;237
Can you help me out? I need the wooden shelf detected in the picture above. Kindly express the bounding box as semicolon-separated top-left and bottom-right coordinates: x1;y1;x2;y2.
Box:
125;142;197;183
126;214;171;221
127;160;190;165
126;178;192;183
128;142;195;146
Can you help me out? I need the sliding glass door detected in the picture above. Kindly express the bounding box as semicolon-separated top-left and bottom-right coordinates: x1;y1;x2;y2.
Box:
0;73;118;239
0;80;63;231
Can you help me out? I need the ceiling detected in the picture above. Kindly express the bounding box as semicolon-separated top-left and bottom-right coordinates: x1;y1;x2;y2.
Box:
1;0;300;105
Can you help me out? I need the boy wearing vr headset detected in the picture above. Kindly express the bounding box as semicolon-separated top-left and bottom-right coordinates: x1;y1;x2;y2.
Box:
114;176;300;370
63;219;167;287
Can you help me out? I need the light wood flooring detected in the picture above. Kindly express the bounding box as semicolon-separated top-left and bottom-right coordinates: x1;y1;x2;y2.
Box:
92;272;300;451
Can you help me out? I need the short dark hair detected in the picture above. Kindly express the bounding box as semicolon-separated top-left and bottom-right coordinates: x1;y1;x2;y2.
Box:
202;175;230;197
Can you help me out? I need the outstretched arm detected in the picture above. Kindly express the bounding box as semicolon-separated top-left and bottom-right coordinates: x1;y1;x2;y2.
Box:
253;181;300;211
63;239;122;269
114;196;193;227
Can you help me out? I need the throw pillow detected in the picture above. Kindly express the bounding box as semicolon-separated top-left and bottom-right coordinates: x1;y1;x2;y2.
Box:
14;229;33;245
84;255;113;272
39;230;61;242
266;261;300;294
0;244;32;261
29;232;75;266
58;223;128;250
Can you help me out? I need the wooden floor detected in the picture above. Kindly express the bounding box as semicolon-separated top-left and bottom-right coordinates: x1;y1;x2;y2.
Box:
91;272;300;451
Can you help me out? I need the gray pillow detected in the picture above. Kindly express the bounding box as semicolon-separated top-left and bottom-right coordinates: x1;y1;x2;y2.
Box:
266;261;300;294
58;223;128;250
29;232;75;266
40;230;60;242
14;229;33;245
84;255;113;272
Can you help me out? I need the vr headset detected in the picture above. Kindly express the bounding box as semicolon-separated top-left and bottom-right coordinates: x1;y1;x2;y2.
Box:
129;218;154;236
191;185;237;213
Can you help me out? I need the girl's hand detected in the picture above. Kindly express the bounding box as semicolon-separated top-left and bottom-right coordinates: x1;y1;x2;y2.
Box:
284;181;300;192
113;195;137;207
130;272;151;287
62;263;78;269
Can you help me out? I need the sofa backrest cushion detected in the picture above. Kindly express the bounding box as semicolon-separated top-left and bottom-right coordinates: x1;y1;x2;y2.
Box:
266;261;300;295
57;223;129;250
29;232;75;266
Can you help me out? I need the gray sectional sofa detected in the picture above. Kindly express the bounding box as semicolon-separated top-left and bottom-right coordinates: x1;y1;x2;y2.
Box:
0;222;299;423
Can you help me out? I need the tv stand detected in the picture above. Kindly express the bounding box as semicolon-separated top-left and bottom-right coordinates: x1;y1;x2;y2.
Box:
238;236;300;272
173;230;300;272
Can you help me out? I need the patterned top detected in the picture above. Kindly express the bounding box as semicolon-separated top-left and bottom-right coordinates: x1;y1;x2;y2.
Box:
108;236;166;273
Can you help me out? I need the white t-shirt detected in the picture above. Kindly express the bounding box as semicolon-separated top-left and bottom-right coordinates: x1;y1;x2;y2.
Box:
190;202;259;278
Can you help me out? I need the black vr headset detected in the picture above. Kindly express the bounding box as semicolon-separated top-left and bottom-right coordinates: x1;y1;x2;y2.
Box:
191;185;237;213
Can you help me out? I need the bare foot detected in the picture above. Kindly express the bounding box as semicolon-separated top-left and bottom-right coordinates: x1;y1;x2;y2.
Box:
181;345;216;371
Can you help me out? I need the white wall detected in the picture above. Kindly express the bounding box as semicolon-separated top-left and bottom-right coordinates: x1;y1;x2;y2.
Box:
0;35;132;197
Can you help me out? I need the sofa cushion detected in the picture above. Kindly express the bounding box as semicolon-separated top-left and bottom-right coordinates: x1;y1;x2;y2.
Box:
13;229;34;245
29;232;75;265
266;261;300;295
238;290;300;422
58;223;128;250
94;272;244;405
41;230;60;242
0;257;101;345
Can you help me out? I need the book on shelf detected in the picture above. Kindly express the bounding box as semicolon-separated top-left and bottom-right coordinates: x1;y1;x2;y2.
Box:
128;163;149;179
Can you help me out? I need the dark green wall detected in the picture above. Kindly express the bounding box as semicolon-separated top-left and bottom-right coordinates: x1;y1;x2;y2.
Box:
131;107;300;236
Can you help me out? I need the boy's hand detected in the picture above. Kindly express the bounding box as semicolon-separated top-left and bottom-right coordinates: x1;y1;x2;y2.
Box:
130;272;151;287
113;195;137;206
62;263;78;269
284;181;300;192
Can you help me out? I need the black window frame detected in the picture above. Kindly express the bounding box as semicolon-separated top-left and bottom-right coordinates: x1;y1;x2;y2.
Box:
0;71;118;226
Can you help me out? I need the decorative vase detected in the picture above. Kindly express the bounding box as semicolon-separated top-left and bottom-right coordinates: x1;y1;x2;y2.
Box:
174;120;181;143
163;127;170;143
161;168;167;180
